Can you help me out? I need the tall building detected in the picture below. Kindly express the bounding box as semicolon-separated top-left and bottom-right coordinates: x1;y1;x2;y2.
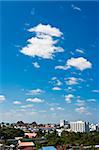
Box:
60;120;65;127
70;121;89;133
64;120;70;129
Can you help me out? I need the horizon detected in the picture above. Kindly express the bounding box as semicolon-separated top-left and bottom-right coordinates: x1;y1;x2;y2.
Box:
0;1;99;124
0;119;99;125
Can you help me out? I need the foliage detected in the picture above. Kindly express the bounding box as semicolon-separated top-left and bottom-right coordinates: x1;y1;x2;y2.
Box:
45;130;59;146
35;142;42;150
0;127;24;139
45;130;99;146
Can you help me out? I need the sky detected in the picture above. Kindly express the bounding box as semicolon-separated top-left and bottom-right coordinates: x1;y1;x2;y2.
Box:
0;1;99;124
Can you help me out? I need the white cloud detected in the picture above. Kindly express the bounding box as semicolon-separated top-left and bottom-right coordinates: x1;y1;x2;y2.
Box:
65;86;76;92
51;77;62;86
13;101;22;105
87;99;96;102
66;57;92;71
70;51;74;56
71;4;82;12
32;62;40;68
65;77;85;86
55;79;62;86
75;107;86;113
26;97;44;103
26;88;44;95
20;24;64;59
65;94;74;103
92;90;99;93
50;107;64;111
66;77;78;85
50;107;55;111
28;111;37;115
55;57;92;71
76;49;84;54
28;24;63;37
21;104;33;108
0;95;6;103
75;107;91;115
55;65;68;70
76;99;85;107
51;77;57;80
52;87;61;91
57;107;64;111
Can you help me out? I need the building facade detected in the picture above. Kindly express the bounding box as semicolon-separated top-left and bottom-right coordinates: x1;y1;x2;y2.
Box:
60;120;66;127
70;121;89;132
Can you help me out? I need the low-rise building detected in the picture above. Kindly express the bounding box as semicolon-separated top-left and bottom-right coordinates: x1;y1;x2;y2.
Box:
18;140;35;150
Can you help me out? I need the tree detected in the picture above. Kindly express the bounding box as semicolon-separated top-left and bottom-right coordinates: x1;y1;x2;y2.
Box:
0;127;24;139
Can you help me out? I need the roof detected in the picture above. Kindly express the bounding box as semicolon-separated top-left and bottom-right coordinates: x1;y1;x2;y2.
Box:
18;142;35;147
21;138;33;142
25;132;37;137
42;146;56;150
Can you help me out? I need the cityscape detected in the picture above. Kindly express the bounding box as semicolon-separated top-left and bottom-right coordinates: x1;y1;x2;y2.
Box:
0;120;99;149
0;0;99;150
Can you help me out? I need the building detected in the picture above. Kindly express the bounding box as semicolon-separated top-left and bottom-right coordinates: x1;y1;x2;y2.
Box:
89;124;97;131
56;128;64;136
70;121;89;133
64;120;70;129
90;123;99;132
18;140;35;150
60;120;66;127
25;132;37;138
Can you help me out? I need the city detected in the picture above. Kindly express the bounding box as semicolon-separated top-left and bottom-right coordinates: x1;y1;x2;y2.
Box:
0;120;99;149
0;0;99;150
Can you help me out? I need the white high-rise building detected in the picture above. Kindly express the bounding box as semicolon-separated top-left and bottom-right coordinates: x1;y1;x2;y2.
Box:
70;121;89;133
60;120;65;127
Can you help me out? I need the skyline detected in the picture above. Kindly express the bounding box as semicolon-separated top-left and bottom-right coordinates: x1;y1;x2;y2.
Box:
0;1;99;123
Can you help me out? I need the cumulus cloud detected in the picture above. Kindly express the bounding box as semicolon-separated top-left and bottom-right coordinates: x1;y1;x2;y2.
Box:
28;24;63;37
65;77;84;86
65;94;74;103
26;97;44;103
52;87;61;91
26;88;44;95
50;77;62;86
65;77;78;85
13;101;22;105
65;86;76;92
75;107;86;113
55;65;68;70
75;106;91;115
20;24;64;59
32;62;40;68
56;80;62;86
67;57;92;71
76;99;85;107
55;57;92;71
0;95;6;103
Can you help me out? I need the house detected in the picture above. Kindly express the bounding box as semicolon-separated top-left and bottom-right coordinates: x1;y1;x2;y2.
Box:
18;140;35;150
25;133;37;138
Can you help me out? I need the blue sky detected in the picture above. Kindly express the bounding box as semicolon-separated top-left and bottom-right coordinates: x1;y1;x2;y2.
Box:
0;1;99;123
